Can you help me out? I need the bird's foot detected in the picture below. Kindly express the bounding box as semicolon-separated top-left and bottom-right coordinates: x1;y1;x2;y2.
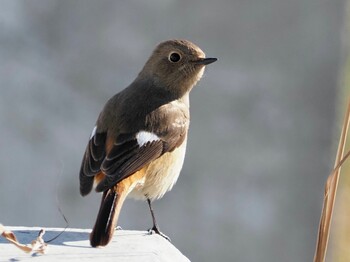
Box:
148;226;171;241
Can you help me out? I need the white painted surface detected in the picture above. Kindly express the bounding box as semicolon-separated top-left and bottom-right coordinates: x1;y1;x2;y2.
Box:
0;227;190;262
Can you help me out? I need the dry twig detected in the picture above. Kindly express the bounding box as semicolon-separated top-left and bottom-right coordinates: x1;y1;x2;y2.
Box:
0;224;47;254
314;98;350;262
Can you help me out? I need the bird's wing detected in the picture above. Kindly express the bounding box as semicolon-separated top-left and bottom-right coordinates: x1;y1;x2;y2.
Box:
79;127;107;196
94;132;164;192
79;105;188;195
95;123;187;192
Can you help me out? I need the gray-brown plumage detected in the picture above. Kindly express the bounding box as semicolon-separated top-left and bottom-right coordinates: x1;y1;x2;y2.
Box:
79;39;216;247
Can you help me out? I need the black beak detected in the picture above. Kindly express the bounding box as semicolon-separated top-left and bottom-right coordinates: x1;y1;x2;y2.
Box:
192;57;218;65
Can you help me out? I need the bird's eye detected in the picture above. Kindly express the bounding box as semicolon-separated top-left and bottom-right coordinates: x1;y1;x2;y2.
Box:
168;52;181;63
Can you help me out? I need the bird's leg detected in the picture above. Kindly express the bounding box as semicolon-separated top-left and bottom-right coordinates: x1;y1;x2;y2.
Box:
146;198;171;241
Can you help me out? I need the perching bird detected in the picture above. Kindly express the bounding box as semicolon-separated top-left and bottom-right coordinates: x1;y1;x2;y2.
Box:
79;39;217;247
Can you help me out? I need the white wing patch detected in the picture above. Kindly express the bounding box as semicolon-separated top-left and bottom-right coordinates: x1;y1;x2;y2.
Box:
90;126;97;140
136;131;160;147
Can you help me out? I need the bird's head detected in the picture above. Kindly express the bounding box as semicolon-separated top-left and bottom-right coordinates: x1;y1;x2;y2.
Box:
139;39;217;96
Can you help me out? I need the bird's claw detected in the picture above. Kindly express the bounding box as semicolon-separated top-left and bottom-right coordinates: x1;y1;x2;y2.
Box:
147;227;171;242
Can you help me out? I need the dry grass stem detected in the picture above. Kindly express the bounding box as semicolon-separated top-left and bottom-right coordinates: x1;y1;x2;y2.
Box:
314;98;350;262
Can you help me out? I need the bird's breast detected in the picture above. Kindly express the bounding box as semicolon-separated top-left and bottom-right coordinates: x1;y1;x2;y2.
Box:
128;138;187;201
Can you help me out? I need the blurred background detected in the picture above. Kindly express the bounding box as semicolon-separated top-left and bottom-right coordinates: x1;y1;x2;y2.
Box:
0;0;347;261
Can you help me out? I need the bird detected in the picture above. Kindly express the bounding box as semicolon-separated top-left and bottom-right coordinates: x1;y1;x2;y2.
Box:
79;39;217;247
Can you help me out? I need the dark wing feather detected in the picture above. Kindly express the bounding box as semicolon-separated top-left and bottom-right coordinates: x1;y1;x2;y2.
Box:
95;136;164;192
118;141;163;174
79;131;107;196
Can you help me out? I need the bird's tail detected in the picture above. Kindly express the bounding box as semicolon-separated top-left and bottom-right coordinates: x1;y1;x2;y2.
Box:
90;168;147;247
90;185;128;247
